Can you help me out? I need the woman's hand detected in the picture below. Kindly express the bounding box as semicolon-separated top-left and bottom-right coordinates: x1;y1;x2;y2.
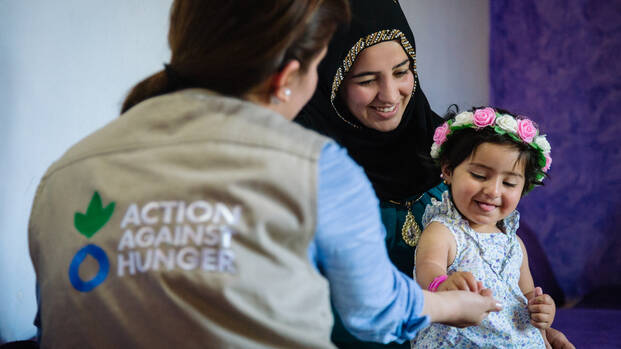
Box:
525;286;556;329
546;327;575;349
422;288;502;328
437;271;483;292
541;329;552;349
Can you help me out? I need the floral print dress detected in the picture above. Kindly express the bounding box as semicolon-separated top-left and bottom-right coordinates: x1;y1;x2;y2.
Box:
411;191;545;348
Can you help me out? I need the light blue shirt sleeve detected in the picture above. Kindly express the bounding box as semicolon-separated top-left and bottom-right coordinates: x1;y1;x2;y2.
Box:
308;142;430;344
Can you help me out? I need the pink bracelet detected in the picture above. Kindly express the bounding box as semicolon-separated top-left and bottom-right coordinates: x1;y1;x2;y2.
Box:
428;275;448;292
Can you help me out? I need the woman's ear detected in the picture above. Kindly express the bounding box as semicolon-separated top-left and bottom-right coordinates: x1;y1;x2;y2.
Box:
270;60;300;103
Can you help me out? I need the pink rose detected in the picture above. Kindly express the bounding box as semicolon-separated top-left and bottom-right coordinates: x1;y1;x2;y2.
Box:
517;118;537;143
433;122;449;145
473;107;496;128
543;154;552;172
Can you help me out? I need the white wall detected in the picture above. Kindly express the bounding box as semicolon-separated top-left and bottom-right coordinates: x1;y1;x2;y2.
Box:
0;0;489;342
401;0;489;115
0;1;172;342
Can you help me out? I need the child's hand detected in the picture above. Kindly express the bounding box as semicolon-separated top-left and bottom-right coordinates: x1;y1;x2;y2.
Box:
525;286;556;329
438;271;483;292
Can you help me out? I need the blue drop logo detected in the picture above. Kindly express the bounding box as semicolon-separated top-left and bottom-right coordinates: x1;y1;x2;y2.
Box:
68;244;110;292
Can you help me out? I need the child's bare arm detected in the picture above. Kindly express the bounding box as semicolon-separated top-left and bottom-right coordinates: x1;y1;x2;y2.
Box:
415;222;481;292
517;237;556;348
415;221;454;288
517;236;536;294
517;237;556;329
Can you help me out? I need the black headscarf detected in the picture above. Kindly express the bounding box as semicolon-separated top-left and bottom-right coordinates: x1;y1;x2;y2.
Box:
295;0;444;201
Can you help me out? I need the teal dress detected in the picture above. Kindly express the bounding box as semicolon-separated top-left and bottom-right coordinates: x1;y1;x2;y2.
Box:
331;182;448;349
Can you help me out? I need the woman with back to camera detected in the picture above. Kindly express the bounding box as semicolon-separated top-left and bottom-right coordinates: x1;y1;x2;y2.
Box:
28;1;500;348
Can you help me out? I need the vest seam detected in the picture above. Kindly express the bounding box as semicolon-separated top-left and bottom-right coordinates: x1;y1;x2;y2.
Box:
44;137;325;181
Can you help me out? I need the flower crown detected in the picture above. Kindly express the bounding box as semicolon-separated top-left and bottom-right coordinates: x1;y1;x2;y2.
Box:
430;107;552;183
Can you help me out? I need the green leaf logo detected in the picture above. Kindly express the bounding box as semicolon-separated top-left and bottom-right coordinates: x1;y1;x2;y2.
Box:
74;192;115;238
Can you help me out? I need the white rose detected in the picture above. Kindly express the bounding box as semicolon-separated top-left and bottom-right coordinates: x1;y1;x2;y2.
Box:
451;111;474;127
534;135;551;154
430;142;441;158
495;114;518;133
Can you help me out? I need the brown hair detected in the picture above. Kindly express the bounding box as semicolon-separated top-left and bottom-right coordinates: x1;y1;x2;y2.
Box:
121;0;350;113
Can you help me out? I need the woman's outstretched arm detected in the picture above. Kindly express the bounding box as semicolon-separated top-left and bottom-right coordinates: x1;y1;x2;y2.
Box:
309;142;500;343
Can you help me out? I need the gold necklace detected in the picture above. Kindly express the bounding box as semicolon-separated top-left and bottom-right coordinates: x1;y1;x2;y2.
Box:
399;195;423;247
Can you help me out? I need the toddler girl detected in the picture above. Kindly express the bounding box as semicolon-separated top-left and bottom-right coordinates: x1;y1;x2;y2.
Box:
412;107;555;348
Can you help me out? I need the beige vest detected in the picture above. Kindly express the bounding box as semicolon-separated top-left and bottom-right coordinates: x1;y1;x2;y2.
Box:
29;89;334;348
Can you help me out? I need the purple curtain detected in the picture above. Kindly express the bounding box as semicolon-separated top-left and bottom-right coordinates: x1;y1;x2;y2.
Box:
490;0;621;301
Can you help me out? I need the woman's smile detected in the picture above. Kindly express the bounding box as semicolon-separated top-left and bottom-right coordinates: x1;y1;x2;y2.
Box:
370;103;399;118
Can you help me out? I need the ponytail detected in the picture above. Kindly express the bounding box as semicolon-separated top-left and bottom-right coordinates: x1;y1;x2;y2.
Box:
121;70;171;114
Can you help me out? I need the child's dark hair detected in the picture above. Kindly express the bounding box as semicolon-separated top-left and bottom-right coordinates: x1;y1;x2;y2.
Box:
439;107;546;195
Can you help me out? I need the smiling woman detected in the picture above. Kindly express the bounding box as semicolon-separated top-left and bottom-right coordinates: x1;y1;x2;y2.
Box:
294;1;448;348
341;41;414;132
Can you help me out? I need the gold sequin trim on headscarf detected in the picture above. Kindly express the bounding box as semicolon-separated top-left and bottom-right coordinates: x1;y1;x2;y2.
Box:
330;29;418;128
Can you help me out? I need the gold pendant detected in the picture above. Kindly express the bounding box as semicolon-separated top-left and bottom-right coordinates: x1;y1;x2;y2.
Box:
401;205;422;247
